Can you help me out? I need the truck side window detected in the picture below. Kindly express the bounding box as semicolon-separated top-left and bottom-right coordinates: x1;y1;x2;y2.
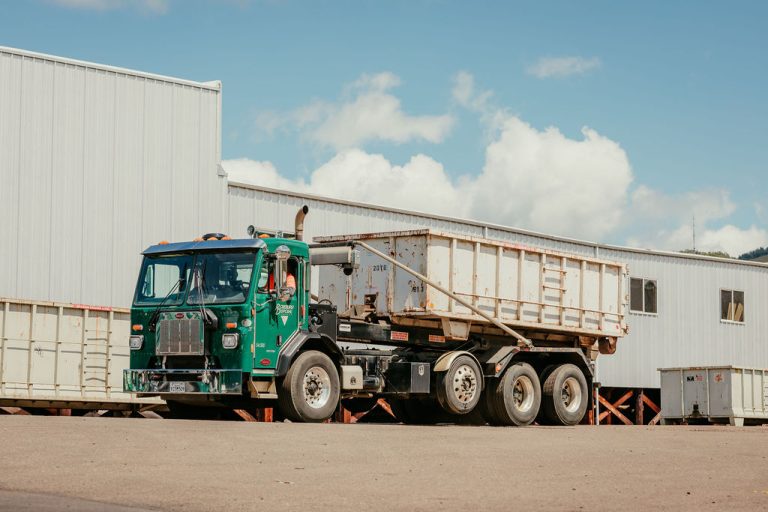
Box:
257;259;272;293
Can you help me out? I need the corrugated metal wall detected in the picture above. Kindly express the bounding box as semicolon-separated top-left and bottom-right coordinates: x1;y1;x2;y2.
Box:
0;47;226;308
226;182;768;389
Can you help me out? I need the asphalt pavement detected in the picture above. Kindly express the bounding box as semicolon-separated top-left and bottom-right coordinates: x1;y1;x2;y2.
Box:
1;415;767;511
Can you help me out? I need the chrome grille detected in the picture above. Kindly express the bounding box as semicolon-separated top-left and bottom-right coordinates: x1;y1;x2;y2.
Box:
156;317;204;355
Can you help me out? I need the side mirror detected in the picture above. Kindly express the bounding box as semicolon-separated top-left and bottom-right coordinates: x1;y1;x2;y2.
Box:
277;286;295;302
272;246;294;302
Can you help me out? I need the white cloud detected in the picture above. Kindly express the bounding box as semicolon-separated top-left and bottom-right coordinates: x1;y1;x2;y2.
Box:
225;150;464;217
629;185;736;224
235;71;762;256
469;117;633;240
48;0;169;13
223;158;306;191
527;56;601;79
695;225;768;256
228;114;634;241
622;186;767;255
452;71;493;113
253;72;455;150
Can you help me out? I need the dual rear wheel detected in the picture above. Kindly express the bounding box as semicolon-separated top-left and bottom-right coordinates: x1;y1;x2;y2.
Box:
485;362;589;426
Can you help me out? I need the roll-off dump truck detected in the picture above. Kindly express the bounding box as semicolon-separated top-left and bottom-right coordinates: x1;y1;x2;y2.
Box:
124;206;627;425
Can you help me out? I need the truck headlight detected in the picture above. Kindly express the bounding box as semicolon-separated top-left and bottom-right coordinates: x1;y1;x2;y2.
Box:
222;333;239;349
129;335;144;350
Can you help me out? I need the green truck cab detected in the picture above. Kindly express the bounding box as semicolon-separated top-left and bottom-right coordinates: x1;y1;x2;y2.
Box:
123;230;343;421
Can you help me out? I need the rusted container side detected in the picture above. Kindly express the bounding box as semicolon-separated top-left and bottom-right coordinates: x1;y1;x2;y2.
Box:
0;297;162;408
316;230;627;341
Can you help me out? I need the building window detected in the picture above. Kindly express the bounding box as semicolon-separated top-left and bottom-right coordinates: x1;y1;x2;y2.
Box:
721;289;745;323
630;278;657;314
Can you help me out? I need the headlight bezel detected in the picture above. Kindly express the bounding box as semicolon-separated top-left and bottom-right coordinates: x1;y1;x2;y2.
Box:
222;333;239;349
129;335;144;350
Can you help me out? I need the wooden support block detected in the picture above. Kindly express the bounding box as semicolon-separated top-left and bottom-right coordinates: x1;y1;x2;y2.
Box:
636;389;645;425
233;409;257;422
376;398;396;419
648;411;662;426
598;394;633;426
334;406;352;424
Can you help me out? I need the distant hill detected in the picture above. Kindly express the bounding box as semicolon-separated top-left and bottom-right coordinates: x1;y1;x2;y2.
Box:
738;247;768;261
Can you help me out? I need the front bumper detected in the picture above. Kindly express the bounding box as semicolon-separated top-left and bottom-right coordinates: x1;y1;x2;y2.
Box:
123;369;243;395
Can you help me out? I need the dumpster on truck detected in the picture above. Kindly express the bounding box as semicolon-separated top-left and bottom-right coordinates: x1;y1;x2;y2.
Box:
124;206;627;426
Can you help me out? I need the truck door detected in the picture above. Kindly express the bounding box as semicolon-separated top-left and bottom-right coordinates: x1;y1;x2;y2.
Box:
253;256;300;370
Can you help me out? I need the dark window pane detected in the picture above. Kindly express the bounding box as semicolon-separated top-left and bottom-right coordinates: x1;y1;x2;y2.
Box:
733;290;745;322
630;278;643;312
644;280;657;314
721;290;732;321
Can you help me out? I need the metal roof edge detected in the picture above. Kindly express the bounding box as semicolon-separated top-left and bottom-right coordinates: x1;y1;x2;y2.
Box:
0;45;222;91
227;180;768;270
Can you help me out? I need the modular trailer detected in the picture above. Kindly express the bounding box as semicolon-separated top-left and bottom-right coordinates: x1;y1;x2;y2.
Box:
124;207;626;425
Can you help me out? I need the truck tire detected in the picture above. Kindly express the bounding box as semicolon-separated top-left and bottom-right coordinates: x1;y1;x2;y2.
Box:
541;364;588;426
485;362;541;426
436;355;482;415
278;350;340;423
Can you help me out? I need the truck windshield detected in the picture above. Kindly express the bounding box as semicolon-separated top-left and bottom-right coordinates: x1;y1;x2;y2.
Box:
133;254;193;306
187;252;256;305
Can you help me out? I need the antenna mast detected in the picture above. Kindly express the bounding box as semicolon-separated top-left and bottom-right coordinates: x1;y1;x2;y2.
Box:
692;215;696;252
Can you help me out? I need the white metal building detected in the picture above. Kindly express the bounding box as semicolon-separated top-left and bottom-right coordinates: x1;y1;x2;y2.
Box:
0;46;226;308
1;46;766;392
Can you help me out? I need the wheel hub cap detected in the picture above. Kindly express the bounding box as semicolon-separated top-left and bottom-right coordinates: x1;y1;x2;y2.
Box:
561;377;582;413
303;366;331;409
453;364;478;403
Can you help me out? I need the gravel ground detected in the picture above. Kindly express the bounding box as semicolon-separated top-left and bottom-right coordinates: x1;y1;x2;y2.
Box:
1;415;767;511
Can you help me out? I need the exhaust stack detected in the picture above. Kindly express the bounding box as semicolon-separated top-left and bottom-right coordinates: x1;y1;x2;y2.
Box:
295;205;309;241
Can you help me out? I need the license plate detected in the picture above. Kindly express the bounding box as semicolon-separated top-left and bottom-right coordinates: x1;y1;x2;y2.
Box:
169;381;186;393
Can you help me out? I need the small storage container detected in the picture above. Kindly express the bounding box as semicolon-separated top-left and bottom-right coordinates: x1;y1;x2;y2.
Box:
659;366;768;426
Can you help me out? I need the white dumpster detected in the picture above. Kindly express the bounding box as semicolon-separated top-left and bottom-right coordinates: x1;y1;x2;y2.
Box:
659;366;768;426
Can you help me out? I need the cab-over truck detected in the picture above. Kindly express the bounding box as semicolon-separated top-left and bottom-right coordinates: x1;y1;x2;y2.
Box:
124;206;627;425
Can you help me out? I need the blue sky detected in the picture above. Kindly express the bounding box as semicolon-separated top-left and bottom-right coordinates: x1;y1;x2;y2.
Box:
2;0;767;254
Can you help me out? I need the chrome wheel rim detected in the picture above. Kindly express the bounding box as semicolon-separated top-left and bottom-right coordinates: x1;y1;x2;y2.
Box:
511;375;535;413
303;366;331;409
561;377;582;413
452;364;478;404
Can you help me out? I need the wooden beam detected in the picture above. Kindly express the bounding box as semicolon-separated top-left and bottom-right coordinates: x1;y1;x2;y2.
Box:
598;390;633;422
233;409;257;422
377;398;396;419
648;411;662;426
598;394;633;426
636;389;645;425
0;407;30;415
642;394;661;414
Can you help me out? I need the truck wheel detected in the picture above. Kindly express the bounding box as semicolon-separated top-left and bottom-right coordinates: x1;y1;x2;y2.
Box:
541;364;588;426
485;362;541;426
436;355;482;415
278;350;340;423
